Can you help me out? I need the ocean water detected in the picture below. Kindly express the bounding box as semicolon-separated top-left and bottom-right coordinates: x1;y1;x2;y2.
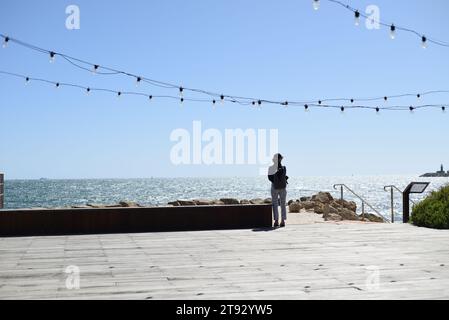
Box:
2;176;449;222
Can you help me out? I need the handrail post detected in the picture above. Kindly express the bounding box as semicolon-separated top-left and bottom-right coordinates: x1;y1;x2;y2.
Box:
390;187;394;223
362;202;365;220
340;185;343;201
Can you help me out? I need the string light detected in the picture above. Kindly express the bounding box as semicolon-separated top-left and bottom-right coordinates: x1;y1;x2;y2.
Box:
49;51;56;63
321;0;449;48
2;36;9;48
86;87;91;94
180;97;184;105
304;104;309;111
421;36;427;49
390;24;396;40
313;0;320;11
136;76;142;87
2;34;449;108
2;70;449;114
354;10;360;26
179;86;184;98
340;106;345;112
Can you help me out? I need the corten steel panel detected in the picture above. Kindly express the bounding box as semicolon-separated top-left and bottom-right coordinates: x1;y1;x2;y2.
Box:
0;205;273;237
0;173;3;209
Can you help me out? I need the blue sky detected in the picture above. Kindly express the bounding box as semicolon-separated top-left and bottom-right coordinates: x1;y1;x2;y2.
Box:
1;0;449;179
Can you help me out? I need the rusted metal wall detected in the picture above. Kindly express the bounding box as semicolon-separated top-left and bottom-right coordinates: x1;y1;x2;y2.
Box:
0;204;272;237
0;173;4;209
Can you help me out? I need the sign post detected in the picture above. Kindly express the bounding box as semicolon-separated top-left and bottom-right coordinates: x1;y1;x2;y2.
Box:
403;182;430;223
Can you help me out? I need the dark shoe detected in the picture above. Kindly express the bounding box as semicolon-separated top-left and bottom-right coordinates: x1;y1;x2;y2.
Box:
273;221;279;228
280;221;286;228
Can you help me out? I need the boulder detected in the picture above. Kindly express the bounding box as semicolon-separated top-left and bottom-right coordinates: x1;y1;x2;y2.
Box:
337;207;359;221
311;192;334;204
314;202;325;214
220;198;240;205
119;201;141;207
334;199;357;213
194;199;215;206
167;201;180;206
360;213;385;223
302;201;315;210
289;201;303;213
86;203;106;208
324;212;343;222
212;200;225;205
250;198;265;205
177;200;197;206
264;198;272;204
300;196;312;202
240;199;250;205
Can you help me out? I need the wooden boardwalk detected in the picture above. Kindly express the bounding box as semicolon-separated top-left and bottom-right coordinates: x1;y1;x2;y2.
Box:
1;222;449;299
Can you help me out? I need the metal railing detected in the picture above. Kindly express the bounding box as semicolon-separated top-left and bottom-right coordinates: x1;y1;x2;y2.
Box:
383;185;417;223
333;184;390;223
0;173;4;209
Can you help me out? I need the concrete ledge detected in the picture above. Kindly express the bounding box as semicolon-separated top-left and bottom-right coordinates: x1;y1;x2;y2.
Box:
0;204;272;237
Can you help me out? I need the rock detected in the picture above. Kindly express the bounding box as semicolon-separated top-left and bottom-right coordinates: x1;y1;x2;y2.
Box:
177;200;197;206
194;199;214;206
86;203;106;208
288;200;294;206
119;201;141;207
71;205;91;209
337;207;359;221
334;199;357;213
167;201;180;206
324;212;343;221
300;196;311;202
314;202;325;214
250;198;265;205
311;192;334;204
289;201;302;213
264;198;272;204
212;200;225;205
360;213;385;223
302;201;315;210
220;198;240;205
240;199;250;205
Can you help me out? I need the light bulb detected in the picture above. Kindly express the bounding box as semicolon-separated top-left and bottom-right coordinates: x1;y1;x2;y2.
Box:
376;107;380;113
49;52;56;63
92;65;99;74
86;88;91;95
421;36;427;49
409;106;414;113
354;11;360;26
149;95;153;101
117;91;122;98
180;97;184;106
442;106;446;113
417;94;421;99
136;77;142;87
220;95;224;105
2;36;9;48
340;106;345;112
257;100;262;108
212;99;216;109
304;104;309;112
25;77;30;85
55;82;60;89
179;87;184;98
390;25;396;40
313;0;320;11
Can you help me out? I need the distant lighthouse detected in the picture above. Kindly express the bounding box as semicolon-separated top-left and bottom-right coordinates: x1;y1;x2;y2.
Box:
441;164;444;173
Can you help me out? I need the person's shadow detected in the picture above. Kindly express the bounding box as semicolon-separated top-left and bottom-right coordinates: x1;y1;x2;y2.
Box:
252;227;277;232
